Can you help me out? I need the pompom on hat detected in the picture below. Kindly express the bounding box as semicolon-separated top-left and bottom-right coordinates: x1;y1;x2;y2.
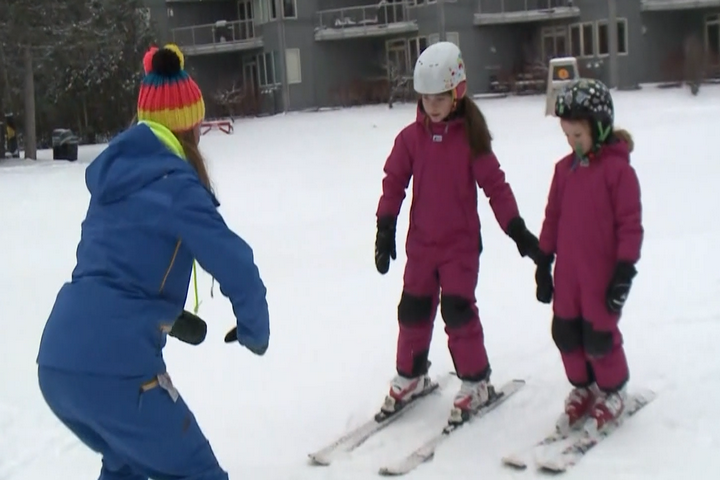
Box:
137;44;205;132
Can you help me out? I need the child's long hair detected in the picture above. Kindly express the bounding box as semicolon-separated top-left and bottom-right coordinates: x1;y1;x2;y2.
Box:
613;128;634;153
457;96;493;158
176;130;213;191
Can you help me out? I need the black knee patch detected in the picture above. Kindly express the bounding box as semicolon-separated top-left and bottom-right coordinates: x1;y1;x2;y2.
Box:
551;316;583;352
398;292;434;325
440;294;474;328
582;320;614;358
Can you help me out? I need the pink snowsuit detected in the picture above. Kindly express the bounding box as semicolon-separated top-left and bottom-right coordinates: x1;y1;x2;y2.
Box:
539;140;643;392
377;105;520;381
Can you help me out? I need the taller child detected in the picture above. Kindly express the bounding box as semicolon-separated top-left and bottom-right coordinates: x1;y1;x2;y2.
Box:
374;42;540;424
36;44;270;480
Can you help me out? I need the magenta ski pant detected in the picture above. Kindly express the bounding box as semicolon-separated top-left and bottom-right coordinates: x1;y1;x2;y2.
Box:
394;244;490;381
551;261;629;393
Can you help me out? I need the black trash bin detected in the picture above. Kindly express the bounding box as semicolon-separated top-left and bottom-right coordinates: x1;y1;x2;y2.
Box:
52;128;79;161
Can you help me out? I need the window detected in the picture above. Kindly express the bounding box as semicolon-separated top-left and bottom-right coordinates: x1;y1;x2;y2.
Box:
252;0;296;22
706;14;720;58
597;18;628;56
569;22;594;58
408;37;428;67
428;32;459;46
283;0;297;18
541;26;567;61
258;51;278;86
286;48;301;84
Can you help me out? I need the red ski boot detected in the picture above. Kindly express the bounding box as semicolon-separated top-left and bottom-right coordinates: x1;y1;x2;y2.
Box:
555;385;598;435
585;389;625;435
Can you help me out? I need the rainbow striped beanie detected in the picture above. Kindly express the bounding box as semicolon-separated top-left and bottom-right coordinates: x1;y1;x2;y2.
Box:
137;44;205;132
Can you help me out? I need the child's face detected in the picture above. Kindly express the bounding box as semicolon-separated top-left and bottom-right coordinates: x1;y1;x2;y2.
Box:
560;119;593;155
422;93;453;122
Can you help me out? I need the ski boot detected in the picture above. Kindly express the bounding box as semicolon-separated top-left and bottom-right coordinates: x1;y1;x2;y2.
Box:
378;372;433;420
448;379;493;425
555;384;599;435
584;387;626;436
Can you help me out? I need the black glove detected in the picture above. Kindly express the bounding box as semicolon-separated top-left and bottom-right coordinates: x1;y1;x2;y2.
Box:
168;310;207;346
606;262;636;313
375;215;397;274
535;252;554;304
507;217;540;261
224;327;268;356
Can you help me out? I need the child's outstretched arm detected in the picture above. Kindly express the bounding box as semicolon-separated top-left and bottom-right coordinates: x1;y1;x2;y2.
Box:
472;152;520;232
472;152;544;260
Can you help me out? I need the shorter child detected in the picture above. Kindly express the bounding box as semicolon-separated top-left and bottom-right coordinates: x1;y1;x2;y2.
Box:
535;78;643;435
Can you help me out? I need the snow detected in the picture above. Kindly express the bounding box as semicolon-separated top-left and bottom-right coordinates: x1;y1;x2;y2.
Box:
2;84;719;479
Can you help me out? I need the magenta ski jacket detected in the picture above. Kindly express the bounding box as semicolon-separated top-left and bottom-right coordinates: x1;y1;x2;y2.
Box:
538;139;643;280
376;105;520;255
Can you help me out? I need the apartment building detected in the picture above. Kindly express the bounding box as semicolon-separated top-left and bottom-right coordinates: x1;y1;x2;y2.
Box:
143;0;720;117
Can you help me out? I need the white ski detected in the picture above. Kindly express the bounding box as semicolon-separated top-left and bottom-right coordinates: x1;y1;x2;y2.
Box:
378;379;526;476
535;389;657;473
307;372;453;466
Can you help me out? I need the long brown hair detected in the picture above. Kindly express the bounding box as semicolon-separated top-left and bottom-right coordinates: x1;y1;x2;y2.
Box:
176;130;213;191
458;96;493;158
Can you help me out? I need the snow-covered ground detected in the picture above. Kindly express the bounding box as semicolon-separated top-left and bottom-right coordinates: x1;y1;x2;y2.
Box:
1;84;718;479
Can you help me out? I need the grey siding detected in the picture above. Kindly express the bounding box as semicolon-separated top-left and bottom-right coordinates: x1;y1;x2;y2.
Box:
156;0;720;115
641;8;718;83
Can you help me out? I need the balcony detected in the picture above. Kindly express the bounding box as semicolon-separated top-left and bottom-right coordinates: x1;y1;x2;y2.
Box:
641;0;720;10
315;3;418;41
171;19;263;56
474;0;580;25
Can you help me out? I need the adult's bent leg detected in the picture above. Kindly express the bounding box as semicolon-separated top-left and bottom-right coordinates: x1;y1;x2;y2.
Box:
100;375;228;480
37;366;147;480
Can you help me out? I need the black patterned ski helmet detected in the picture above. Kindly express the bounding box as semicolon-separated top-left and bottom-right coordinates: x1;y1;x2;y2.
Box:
555;78;614;148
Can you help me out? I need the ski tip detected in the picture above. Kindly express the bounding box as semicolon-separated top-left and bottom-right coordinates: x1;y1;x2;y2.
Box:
511;378;526;385
501;456;527;470
307;454;330;466
378;467;400;476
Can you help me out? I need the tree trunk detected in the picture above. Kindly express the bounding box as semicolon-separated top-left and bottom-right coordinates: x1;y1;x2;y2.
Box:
23;46;37;160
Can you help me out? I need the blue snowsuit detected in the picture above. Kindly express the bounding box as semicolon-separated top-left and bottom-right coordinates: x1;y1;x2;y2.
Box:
36;121;270;480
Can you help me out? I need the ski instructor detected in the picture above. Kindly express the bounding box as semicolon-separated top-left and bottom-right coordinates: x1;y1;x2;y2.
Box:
35;44;270;480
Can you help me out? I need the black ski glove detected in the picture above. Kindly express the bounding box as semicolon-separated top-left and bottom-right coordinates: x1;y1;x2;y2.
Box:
507;217;541;262
535;252;554;304
605;261;637;313
375;215;397;274
168;310;207;346
224;327;268;356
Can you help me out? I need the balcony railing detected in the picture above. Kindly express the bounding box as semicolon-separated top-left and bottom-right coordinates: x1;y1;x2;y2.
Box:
641;0;720;10
315;3;418;41
475;0;580;25
171;19;263;56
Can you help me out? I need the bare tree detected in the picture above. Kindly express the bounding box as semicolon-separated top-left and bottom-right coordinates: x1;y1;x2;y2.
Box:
213;81;246;119
379;56;409;109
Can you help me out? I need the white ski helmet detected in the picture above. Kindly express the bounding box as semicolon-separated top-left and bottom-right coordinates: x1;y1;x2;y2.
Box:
413;41;466;95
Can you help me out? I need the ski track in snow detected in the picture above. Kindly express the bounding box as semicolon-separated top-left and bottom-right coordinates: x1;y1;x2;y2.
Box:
2;85;720;479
